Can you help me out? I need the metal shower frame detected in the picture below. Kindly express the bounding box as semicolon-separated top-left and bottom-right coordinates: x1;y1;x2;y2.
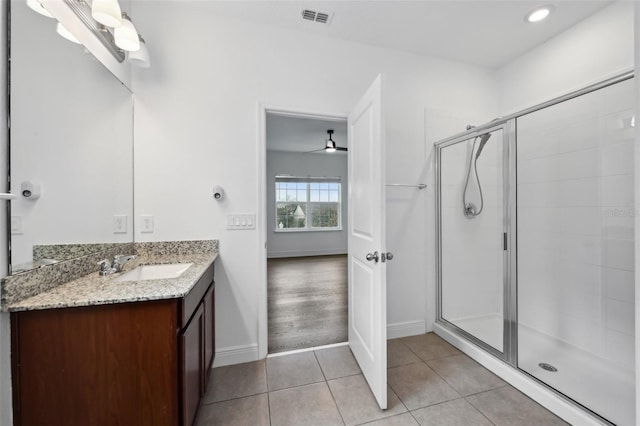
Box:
433;69;634;424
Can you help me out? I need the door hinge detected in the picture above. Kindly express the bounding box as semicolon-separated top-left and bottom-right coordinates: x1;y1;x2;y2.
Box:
503;233;507;251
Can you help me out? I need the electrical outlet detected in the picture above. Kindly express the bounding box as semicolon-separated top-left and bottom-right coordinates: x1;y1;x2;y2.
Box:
113;215;127;234
140;215;154;233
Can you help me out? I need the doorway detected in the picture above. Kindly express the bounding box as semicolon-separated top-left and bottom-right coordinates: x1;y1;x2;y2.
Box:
265;112;349;354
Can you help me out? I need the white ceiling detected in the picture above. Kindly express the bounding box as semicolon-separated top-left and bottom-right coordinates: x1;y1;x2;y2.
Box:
206;0;613;69
267;113;348;153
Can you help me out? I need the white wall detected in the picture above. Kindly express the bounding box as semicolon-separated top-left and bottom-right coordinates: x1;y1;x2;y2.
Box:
266;151;348;258
10;1;133;266
497;1;634;114
131;2;497;362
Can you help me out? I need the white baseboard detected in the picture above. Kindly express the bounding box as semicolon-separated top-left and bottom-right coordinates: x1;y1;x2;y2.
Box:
267;249;347;258
433;323;605;426
213;343;260;368
387;320;426;339
214;321;425;368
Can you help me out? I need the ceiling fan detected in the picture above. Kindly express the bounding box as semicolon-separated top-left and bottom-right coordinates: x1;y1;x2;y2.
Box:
306;129;348;153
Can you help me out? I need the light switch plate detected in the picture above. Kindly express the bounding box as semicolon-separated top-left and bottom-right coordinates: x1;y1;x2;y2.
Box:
113;215;127;234
140;215;154;233
227;214;256;230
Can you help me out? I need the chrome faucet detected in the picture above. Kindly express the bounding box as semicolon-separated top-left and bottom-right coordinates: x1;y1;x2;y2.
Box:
97;254;137;276
112;254;137;272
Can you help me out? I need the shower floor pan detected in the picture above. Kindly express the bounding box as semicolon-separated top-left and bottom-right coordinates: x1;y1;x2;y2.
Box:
449;313;633;425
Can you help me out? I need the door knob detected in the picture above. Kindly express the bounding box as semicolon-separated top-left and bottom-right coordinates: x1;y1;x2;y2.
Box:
366;251;379;263
382;252;394;262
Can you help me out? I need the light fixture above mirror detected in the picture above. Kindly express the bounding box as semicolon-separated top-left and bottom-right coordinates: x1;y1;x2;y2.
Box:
26;0;151;68
114;12;140;52
56;21;81;44
26;0;53;18
128;35;151;68
91;0;122;27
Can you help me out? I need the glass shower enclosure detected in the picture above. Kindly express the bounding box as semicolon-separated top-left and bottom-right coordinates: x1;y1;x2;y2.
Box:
435;73;635;425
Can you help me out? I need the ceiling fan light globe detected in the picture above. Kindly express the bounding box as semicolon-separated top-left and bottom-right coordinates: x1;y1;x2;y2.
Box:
325;147;336;153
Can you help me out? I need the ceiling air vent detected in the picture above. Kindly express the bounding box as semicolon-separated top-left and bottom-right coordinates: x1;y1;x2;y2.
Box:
301;9;332;25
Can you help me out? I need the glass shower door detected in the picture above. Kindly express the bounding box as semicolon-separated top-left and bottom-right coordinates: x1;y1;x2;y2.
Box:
438;127;507;354
516;77;635;425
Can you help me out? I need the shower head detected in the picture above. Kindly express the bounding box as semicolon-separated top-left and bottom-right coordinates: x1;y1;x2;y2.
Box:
475;133;491;159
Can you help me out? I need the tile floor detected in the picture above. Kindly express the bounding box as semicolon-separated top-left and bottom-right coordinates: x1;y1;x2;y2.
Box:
197;333;569;426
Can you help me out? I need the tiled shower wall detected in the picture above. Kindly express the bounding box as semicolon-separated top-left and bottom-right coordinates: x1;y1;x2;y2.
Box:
440;135;504;323
427;109;504;345
517;78;636;370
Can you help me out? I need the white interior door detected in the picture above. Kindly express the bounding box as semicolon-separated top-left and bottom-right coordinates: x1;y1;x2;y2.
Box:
348;74;387;409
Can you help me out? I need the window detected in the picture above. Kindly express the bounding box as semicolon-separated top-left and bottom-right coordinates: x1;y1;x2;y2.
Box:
275;176;341;231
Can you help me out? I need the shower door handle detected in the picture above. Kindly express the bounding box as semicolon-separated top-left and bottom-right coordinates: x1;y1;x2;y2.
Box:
366;251;379;263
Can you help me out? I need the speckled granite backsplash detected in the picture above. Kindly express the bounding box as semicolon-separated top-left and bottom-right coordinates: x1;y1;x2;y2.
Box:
1;239;219;310
2;243;134;308
33;243;126;262
135;240;218;257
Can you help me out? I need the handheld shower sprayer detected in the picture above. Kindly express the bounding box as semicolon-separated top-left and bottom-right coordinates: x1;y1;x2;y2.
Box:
463;132;491;218
475;133;491;159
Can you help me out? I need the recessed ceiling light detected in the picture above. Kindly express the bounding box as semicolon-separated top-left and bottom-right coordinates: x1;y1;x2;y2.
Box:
525;5;554;23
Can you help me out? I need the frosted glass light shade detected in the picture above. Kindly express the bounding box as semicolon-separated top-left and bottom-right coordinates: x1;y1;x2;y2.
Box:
91;0;122;27
26;0;53;18
129;38;150;68
114;16;140;51
56;22;81;44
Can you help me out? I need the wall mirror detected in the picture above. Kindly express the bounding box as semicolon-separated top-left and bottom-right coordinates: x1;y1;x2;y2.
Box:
8;1;134;274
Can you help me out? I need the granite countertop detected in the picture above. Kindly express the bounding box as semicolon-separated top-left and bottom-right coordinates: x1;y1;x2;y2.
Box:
7;252;218;312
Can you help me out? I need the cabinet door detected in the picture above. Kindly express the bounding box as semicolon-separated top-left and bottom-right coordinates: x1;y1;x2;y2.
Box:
182;304;204;426
204;284;215;382
11;301;179;426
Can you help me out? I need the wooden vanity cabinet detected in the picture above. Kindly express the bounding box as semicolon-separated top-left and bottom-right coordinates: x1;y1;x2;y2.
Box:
11;263;215;426
182;303;205;426
203;283;215;381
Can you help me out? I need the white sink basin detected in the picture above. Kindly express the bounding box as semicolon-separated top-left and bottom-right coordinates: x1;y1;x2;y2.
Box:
113;263;193;282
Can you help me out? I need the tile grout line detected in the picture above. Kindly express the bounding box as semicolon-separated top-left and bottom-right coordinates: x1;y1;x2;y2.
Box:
421;358;462;396
266;390;273;426
463;383;510;398
313;349;329;382
464;394;498;426
421;354;510;411
388;383;412;418
269;378;329;394
313;348;347;425
406;410;422;426
395;335;463;364
203;390;267;406
353;412;415;426
265;357;272;392
323;372;347;425
264;352;272;425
